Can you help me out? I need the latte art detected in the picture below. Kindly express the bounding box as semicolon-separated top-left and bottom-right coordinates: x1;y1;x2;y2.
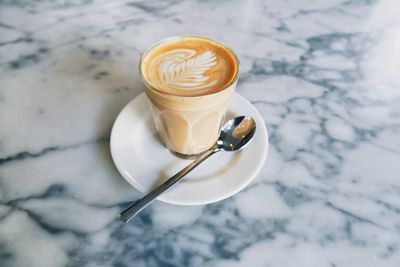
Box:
152;49;218;93
141;36;238;96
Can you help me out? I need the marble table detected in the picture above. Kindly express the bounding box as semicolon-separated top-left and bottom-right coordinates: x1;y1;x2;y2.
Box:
1;0;400;266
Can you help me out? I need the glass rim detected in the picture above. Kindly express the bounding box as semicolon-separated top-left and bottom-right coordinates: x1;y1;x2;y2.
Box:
138;35;240;98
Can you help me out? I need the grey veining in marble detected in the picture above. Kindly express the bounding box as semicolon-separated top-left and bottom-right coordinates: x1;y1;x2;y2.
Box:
1;0;400;266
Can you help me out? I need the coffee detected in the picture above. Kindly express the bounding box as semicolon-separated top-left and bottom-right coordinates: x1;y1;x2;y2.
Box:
141;36;238;96
140;36;239;156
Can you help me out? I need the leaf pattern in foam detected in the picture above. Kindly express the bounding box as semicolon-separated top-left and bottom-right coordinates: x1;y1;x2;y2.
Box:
159;50;218;89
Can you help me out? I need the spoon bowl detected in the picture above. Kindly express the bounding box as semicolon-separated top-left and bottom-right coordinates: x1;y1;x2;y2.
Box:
218;116;256;151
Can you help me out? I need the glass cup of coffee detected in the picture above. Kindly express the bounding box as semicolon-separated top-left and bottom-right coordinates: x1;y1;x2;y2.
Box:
139;35;239;157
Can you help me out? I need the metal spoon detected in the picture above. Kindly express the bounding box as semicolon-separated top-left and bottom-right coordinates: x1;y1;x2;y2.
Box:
120;116;256;223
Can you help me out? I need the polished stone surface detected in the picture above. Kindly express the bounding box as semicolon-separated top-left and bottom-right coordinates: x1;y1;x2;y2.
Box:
1;0;400;266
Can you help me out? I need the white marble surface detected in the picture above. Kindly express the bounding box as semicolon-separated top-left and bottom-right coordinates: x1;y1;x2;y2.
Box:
1;0;400;266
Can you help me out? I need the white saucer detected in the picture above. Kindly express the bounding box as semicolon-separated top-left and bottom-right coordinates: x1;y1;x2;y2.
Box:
110;92;268;205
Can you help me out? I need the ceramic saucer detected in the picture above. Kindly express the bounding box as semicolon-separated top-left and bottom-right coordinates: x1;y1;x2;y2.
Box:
110;92;268;205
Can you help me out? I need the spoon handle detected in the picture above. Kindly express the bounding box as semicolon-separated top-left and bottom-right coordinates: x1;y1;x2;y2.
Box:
120;146;219;223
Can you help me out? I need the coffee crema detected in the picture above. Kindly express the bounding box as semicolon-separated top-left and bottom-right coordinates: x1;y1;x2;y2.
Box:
141;36;238;96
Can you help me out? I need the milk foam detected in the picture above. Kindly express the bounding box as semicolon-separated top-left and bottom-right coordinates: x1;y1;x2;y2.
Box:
150;48;218;93
141;36;237;96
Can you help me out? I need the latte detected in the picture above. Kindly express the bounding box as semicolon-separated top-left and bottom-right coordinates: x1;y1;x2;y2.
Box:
140;36;239;156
